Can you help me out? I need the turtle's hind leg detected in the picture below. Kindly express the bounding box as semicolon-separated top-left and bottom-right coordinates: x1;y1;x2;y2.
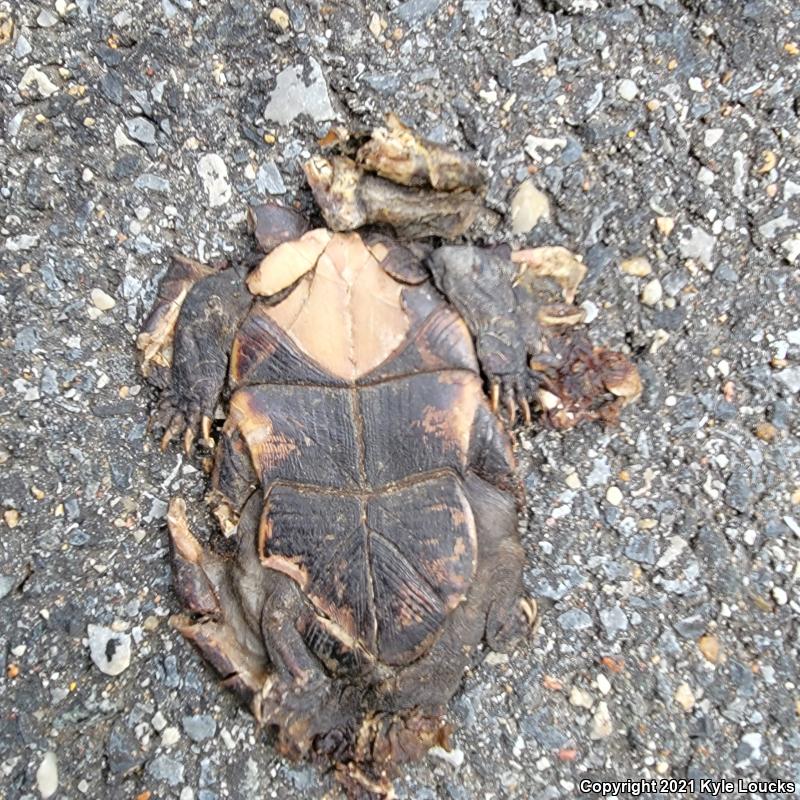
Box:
166;497;271;709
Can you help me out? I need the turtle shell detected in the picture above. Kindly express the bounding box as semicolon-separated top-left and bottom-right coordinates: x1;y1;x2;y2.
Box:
216;232;512;666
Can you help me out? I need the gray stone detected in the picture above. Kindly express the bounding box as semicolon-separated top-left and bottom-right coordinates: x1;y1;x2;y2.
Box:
624;535;659;565
0;575;16;601
463;0;490;24
758;211;795;240
393;0;443;24
725;468;753;513
599;605;629;637
197;154;232;208
735;732;763;766
126;117;157;145
37;9;59;27
256;161;286;195
557;609;593;631
512;44;549;67
14;326;38;352
775;367;800;394
679;226;715;267
15;35;33;59
147;755;185;786
134;173;170;193
182;714;217;742
107;721;146;774
264;59;335;125
674;614;705;639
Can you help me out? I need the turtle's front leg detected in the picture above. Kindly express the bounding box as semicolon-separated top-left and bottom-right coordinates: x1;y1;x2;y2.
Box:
426;245;537;424
140;203;311;453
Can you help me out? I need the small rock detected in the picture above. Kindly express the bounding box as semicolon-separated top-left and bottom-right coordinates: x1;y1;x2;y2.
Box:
596;674;611;696
182;714;216;742
126;117;157;146
256;161;286;195
589;701;613;739
5;234;39;251
617;79;638;101
605;486;623;506
679;226;715;267
161;727;181;747
557;609;593;631
197;154;232;208
735;732;763;766
758;211;795;240
772;586;788;606
698;634;720;663
91;288;116;311
151;711;167;732
620;256;651;276
624;535;658;565
656;216;674;236
775;367;800;394
429;745;464;768
0;574;16;600
18;66;59;97
269;7;290;29
640;278;663;306
569;686;592;708
88;625;132;676
599;606;628;638
134;173;170;193
147;754;185;786
107;721;146;774
368;12;383;37
510;179;550;233
36;752;58;799
264;58;335;125
393;0;443;24
513;44;549;67
704;128;723;147
674;682;695;711
37;9;59;27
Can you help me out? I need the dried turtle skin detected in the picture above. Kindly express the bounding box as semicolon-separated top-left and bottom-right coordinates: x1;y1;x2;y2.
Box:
138;118;639;798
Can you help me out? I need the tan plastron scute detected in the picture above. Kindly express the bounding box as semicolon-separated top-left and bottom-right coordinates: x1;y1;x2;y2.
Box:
246;228;332;297
265;232;410;380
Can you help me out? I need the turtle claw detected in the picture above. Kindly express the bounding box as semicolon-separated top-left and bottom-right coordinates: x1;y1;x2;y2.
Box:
490;381;500;414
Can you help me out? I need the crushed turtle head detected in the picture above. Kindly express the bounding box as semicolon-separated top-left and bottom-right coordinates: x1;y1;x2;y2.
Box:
304;114;488;240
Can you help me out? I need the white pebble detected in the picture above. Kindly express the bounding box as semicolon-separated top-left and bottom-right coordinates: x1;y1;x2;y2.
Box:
90;288;116;311
590;701;613;739
772;586;788;606
617;79;638;101
640;278;663;306
36;752;58;799
704;128;724;147
596;673;611;696
161;727;181;747
698;167;715;185
570;686;593;708
429;745;464;768
87;624;131;675
510;179;550;233
606;486;623;506
688;76;704;92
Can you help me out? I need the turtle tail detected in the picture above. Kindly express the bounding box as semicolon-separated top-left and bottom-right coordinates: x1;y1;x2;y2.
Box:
326;709;451;799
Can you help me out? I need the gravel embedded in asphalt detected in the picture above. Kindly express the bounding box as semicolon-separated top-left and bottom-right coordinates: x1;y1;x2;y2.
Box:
2;1;799;798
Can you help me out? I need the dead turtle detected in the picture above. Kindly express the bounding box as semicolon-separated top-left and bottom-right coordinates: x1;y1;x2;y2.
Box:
138;117;640;797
